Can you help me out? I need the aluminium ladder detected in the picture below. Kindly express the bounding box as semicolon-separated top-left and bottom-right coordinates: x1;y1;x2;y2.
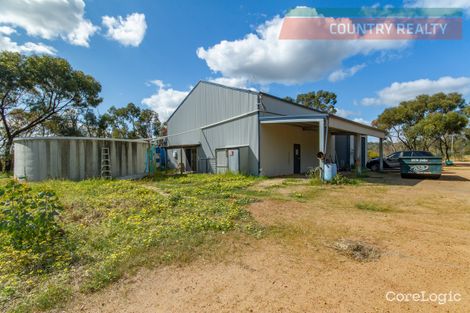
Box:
100;147;112;179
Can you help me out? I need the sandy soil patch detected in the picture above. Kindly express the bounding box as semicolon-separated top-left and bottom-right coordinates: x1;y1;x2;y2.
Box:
66;168;470;313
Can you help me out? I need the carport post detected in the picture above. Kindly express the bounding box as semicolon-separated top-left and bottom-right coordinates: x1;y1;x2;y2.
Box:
319;119;325;171
328;133;335;162
354;134;362;175
379;138;384;171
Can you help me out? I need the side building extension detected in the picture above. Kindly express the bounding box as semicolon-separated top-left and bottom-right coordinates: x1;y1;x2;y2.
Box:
165;81;385;177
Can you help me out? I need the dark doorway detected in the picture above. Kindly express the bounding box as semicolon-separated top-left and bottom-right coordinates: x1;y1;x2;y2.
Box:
361;137;366;168
335;135;351;171
185;148;197;172
293;144;301;174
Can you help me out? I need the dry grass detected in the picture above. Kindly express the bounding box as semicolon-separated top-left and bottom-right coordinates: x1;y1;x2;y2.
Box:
355;201;391;212
453;155;470;162
57;168;470;313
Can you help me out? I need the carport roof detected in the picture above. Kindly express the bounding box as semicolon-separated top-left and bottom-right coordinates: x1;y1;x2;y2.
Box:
259;115;325;130
260;114;328;123
329;115;385;138
260;114;385;138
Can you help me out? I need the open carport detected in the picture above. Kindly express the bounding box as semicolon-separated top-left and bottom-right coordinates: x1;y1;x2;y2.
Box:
259;113;386;176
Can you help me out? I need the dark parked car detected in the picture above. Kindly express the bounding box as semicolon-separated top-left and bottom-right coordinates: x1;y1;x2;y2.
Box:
367;151;434;171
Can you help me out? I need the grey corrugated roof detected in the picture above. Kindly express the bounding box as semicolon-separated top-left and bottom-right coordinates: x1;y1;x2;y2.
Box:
165;80;385;134
166;80;318;123
165;80;258;123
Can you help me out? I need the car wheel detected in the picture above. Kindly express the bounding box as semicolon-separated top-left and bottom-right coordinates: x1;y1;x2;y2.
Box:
371;164;379;172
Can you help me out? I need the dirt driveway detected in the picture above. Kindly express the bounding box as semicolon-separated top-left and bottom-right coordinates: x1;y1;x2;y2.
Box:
67;168;470;313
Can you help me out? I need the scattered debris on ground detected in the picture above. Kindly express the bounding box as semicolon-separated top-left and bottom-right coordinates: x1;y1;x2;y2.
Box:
332;239;381;261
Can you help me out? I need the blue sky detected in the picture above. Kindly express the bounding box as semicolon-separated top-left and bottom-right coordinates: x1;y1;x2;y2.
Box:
1;0;470;125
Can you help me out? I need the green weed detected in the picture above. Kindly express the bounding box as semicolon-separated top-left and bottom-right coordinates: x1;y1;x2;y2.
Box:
329;174;359;185
0;174;261;312
355;201;390;212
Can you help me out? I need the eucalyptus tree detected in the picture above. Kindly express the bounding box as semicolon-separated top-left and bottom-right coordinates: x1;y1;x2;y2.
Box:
0;51;102;170
373;92;469;159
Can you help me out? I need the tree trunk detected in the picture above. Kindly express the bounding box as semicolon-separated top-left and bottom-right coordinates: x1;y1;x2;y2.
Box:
1;139;13;172
438;140;445;161
443;139;451;161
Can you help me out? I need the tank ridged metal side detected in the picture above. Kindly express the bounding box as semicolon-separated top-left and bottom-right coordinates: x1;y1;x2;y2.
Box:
13;137;150;181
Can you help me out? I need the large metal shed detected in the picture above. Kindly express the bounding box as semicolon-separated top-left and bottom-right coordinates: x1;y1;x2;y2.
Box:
13;137;149;181
164;81;386;177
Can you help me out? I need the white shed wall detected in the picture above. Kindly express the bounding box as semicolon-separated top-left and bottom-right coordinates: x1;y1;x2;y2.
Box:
167;82;260;175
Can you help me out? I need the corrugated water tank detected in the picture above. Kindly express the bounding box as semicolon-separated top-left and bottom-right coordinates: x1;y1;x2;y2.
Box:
13;137;149;181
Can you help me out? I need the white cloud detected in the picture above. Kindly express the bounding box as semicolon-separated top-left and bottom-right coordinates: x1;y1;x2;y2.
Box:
142;80;189;121
335;108;369;125
207;77;261;92
208;77;250;89
360;97;382;106
197;15;408;85
405;0;470;13
0;0;97;47
67;20;99;47
405;0;470;16
335;108;358;118
102;13;147;47
353;118;371;125
0;26;16;36
328;63;366;82
361;76;470;106
0;34;56;54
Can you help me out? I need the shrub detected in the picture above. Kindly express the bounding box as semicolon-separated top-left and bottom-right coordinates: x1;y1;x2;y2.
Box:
329;174;359;185
0;181;73;274
306;167;323;186
368;150;379;159
308;173;359;186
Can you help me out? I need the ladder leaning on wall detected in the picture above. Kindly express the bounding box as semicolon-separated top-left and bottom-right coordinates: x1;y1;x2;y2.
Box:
100;147;112;179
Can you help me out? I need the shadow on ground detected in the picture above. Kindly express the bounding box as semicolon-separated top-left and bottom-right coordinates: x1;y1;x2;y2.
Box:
363;171;421;186
438;175;470;182
364;167;470;186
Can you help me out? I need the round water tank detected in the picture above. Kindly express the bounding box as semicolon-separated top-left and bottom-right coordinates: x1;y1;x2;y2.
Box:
13;137;150;181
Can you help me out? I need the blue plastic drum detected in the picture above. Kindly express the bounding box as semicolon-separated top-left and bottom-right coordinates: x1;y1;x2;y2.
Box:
323;163;337;181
